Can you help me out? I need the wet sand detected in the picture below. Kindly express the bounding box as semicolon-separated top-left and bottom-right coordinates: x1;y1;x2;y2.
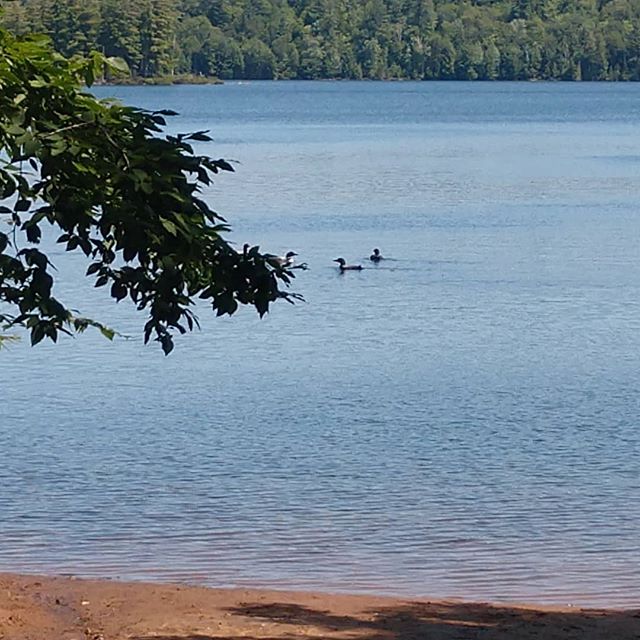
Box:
0;573;638;640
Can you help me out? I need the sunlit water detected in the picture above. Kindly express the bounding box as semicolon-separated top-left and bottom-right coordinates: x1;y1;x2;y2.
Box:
2;82;640;608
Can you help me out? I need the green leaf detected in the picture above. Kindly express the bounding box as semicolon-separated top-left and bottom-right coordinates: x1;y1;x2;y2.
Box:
25;224;41;243
100;326;115;341
31;270;53;297
188;131;212;142
160;334;174;355
84;65;95;87
160;218;178;235
216;159;235;172
6;124;25;136
110;282;127;301
105;56;130;75
30;323;45;346
86;263;101;276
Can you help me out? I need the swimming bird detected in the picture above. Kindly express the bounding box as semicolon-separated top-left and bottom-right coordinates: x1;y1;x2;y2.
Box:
334;258;363;272
370;248;384;263
267;251;298;268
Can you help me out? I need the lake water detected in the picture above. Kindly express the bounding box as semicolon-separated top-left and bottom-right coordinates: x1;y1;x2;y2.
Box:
2;82;640;608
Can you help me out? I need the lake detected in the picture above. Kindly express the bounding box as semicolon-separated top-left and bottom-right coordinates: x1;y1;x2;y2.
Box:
2;81;640;607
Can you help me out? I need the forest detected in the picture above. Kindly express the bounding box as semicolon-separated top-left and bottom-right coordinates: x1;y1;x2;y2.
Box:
1;0;639;81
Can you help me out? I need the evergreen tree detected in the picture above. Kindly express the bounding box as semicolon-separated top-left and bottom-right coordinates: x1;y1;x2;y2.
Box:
98;0;143;74
139;0;178;77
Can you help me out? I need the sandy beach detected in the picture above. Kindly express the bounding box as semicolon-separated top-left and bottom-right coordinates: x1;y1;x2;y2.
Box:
0;574;638;640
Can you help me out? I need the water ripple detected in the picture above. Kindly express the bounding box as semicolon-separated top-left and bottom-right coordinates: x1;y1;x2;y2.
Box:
3;82;640;609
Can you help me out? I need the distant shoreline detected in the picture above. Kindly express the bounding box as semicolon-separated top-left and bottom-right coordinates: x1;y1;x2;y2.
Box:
98;74;224;86
1;573;638;639
99;76;640;86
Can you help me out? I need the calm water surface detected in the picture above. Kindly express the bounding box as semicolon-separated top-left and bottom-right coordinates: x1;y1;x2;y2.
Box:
2;82;640;607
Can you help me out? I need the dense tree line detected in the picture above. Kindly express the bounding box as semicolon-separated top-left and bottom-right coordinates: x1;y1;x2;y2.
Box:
1;0;639;80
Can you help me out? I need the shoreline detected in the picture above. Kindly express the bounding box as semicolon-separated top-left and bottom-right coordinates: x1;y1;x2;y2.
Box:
1;573;638;640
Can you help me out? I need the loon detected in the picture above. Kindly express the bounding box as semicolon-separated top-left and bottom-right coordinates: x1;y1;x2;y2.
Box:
268;251;298;268
370;248;384;263
334;258;363;272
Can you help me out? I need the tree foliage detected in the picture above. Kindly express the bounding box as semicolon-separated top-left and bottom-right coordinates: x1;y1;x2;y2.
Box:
2;0;640;81
0;26;300;353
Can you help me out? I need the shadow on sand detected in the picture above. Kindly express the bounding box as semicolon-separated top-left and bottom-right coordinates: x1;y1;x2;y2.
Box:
134;599;640;640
